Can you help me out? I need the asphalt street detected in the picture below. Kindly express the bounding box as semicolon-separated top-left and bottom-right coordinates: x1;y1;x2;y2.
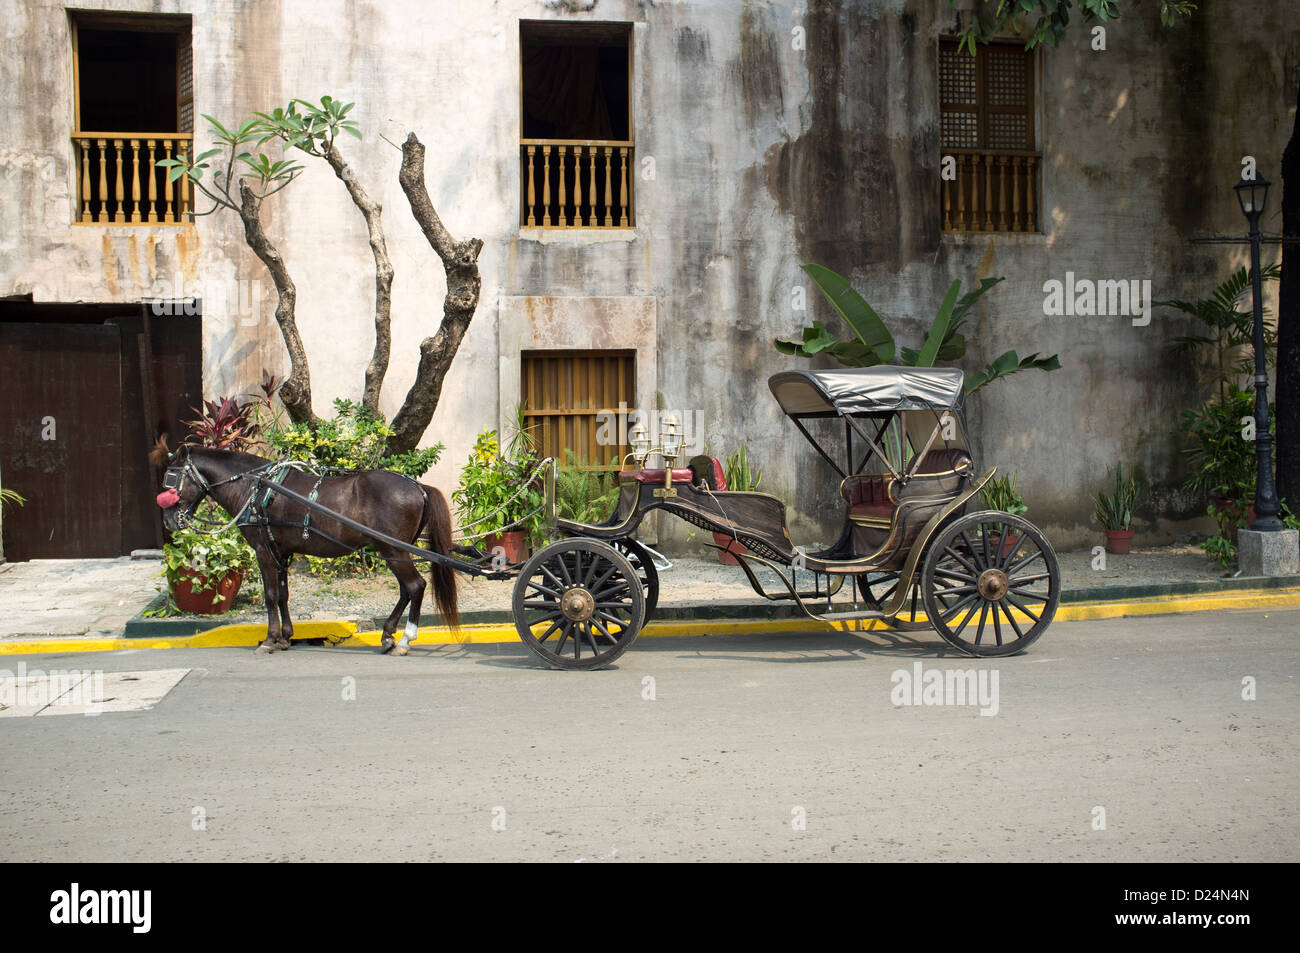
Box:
1;608;1296;862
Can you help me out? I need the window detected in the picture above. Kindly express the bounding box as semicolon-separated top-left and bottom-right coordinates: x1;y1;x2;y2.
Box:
71;12;193;224
939;40;1039;233
521;350;635;470
519;20;633;228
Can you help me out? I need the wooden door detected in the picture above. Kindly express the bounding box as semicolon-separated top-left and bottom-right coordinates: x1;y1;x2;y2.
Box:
0;323;124;559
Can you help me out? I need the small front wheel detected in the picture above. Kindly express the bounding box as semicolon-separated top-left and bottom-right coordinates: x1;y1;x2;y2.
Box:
512;539;646;670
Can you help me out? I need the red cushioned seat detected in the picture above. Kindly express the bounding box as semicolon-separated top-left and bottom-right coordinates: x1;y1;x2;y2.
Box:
631;467;695;484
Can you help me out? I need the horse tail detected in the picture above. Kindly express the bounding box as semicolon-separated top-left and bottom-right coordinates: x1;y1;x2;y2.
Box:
421;484;460;631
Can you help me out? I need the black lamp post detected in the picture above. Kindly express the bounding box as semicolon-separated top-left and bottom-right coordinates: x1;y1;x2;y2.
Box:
1233;173;1284;531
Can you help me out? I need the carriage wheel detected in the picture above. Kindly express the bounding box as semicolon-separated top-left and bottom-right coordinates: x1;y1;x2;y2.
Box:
920;510;1060;657
861;570;928;631
612;538;659;622
512;539;646;670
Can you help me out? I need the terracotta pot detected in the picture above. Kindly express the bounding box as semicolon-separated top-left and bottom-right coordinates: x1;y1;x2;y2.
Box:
1104;529;1135;555
984;532;1023;561
714;532;747;565
483;531;529;565
172;570;243;615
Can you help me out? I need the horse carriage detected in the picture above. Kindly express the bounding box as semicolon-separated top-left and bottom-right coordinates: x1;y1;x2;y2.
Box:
159;366;1060;668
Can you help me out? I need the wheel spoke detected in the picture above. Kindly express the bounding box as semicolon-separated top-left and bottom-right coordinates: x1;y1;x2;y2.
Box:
526;580;563;599
939;590;978;621
539;563;565;590
1003;590;1041;624
974;602;989;645
582;622;601;655
554;622;571;654
932;566;976;584
593;580;631;601
525;609;563;625
535;619;562;642
556;554;574;587
932;583;976;598
950;539;983;575
999;601;1025;639
1005;548;1045;576
991;601;1003;645
589;563;619;594
1006;570;1051;586
951;600;981;638
998;531;1027;569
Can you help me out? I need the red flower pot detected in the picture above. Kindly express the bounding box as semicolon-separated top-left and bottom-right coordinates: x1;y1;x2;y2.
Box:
714;532;747;565
172;570;243;615
1104;529;1135;555
483;531;529;565
984;532;1023;561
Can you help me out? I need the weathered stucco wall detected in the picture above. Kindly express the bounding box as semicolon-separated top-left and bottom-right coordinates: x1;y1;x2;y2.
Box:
3;0;1298;552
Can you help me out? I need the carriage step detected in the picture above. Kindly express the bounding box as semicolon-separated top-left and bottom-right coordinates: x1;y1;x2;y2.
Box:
812;608;888;622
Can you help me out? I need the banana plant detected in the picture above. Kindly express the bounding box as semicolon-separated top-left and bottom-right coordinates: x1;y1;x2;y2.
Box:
776;264;1061;394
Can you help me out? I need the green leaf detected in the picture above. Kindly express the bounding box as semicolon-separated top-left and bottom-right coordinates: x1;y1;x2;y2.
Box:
915;279;961;367
342;123;363;140
202;114;233;141
800;263;895;364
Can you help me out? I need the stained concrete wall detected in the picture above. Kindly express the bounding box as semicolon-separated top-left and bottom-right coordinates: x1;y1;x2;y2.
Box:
3;0;1298;552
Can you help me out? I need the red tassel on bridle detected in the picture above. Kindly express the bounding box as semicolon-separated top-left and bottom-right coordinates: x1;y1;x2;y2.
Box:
157;489;180;509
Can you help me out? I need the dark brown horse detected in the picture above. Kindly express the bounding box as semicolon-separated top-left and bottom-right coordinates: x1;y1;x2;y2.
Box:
157;446;458;655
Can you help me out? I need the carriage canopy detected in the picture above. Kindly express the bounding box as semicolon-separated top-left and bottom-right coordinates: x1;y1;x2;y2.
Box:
768;367;966;417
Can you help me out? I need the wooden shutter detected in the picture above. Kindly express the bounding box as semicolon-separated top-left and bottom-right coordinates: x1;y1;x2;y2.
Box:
939;41;1033;150
177;29;193;133
521;350;635;470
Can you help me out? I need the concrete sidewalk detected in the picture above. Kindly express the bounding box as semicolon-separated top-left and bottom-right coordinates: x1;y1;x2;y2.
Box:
0;557;161;639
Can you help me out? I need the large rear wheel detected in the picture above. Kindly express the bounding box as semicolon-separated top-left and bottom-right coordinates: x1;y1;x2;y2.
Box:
920;511;1060;657
512;539;646;670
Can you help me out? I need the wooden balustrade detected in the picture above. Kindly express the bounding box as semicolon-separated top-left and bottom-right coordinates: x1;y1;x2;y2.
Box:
521;139;633;229
73;133;194;225
942;148;1039;233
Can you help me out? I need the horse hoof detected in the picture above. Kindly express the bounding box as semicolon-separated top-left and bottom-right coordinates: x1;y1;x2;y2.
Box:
378;638;395;655
254;644;275;656
275;640;292;650
393;643;409;656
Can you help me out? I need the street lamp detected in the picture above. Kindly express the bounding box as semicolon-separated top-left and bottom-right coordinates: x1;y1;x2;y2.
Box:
1235;172;1283;531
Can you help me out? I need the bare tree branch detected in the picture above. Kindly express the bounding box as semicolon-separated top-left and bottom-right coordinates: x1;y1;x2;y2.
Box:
324;142;394;412
386;132;483;455
238;183;317;426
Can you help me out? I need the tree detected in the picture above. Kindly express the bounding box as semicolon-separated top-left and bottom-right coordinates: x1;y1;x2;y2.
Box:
161;96;483;456
949;0;1197;52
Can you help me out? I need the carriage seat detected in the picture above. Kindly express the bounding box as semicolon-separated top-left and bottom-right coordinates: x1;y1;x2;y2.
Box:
905;447;974;475
623;467;695;484
841;474;895;527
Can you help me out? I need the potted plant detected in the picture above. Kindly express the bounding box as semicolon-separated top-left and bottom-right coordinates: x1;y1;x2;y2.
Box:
453;424;545;565
979;472;1028;559
159;504;258;614
1093;463;1140;555
1180;388;1263;543
714;445;762;564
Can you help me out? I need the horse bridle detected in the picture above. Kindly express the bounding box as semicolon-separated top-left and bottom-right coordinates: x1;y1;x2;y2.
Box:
163;456;256;529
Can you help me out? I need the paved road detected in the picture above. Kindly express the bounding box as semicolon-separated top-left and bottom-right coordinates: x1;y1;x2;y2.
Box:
1;609;1296;862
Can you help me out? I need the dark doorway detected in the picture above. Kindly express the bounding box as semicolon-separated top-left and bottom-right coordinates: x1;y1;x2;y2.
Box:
0;303;202;560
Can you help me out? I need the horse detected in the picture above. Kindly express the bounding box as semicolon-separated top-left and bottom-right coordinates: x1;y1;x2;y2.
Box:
155;445;458;655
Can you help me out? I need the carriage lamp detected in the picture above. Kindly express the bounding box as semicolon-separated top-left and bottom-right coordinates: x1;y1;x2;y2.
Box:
629;423;651;466
660;414;683;465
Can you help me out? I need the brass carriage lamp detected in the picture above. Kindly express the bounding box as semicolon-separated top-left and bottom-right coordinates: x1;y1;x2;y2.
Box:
660;414;683;465
629;423;651;467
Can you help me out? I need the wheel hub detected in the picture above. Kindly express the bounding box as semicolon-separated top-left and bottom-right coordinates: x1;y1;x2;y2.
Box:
561;587;595;622
977;568;1009;601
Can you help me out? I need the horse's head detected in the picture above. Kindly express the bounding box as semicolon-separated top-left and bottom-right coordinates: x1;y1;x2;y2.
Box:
158;445;210;532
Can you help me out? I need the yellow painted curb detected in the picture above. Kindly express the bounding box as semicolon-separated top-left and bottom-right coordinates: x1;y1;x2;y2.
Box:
0;587;1296;656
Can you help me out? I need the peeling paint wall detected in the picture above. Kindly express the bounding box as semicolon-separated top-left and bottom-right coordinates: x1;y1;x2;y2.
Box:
3;0;1298;552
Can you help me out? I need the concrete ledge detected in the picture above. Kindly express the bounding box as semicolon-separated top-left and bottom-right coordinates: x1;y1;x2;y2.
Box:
1238;529;1300;577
